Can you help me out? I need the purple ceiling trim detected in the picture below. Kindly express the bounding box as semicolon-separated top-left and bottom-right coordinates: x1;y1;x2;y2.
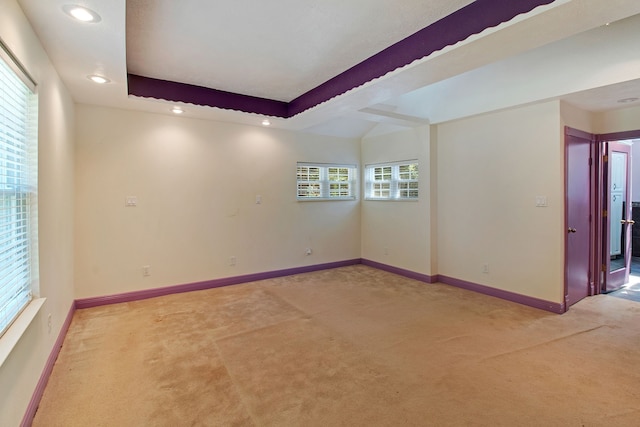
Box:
127;74;289;118
288;0;555;116
127;0;555;118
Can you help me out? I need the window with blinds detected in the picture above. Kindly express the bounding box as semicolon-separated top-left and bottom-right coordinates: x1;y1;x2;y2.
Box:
296;163;357;200
0;42;38;337
365;161;419;200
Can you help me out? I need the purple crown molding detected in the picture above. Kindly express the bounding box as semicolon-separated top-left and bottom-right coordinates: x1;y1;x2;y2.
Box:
127;74;289;118
128;0;554;117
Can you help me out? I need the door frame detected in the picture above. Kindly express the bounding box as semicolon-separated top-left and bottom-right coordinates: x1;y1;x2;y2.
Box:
596;129;640;294
564;128;640;309
603;142;633;291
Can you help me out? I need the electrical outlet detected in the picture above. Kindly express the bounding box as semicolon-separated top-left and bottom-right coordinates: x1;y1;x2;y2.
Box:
229;256;236;266
47;314;52;334
384;247;388;255
142;265;151;277
483;263;490;274
125;196;138;207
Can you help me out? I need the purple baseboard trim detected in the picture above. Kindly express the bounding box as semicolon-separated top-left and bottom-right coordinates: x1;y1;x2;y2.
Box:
360;259;437;284
437;275;565;314
21;302;77;427
75;259;362;309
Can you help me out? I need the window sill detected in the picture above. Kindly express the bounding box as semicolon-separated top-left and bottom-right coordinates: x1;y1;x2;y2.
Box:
364;198;419;202
297;198;357;202
0;298;46;368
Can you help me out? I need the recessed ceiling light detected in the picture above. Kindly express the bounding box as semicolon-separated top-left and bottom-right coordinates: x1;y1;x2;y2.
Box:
63;5;102;23
617;97;639;104
261;119;271;126
87;74;110;84
171;106;184;114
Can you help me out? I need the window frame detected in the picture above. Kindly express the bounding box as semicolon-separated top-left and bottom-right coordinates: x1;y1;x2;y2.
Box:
0;38;38;340
364;160;419;201
296;162;357;201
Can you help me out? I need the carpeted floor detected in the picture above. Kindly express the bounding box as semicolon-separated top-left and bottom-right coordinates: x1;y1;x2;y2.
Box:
32;265;640;426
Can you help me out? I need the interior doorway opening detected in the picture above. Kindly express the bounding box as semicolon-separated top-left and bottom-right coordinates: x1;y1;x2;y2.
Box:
599;133;640;296
564;128;640;310
608;138;640;300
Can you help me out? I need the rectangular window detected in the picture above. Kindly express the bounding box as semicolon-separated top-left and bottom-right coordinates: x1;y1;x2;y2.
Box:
297;163;357;200
0;41;38;337
365;161;419;200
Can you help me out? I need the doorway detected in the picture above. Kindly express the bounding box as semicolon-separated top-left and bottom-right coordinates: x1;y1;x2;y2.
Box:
606;137;640;296
564;128;640;310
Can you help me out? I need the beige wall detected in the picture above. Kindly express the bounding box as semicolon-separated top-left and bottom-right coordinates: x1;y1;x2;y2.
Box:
594;105;640;134
360;126;432;275
436;101;565;303
2;1;639;421
74;105;361;298
560;102;595;134
0;1;76;425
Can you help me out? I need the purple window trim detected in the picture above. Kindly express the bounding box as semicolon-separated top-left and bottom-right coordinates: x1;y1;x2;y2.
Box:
128;0;554;117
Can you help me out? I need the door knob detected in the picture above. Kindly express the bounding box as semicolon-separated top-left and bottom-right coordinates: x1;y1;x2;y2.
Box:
628;220;636;225
568;228;577;233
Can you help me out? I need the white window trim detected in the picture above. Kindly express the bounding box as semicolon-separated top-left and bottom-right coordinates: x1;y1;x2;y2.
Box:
0;298;45;367
0;37;39;354
297;162;357;201
364;160;419;201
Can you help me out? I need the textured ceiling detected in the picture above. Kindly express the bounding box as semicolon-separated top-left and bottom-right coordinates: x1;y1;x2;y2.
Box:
125;0;474;102
14;0;640;138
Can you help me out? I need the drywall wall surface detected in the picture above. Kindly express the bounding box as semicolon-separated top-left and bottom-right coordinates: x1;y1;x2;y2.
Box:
0;0;76;425
594;105;640;134
74;105;361;298
360;126;431;275
436;101;564;303
560;101;595;134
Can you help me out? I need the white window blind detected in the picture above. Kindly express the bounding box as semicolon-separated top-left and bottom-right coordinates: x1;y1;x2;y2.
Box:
365;161;419;200
296;163;357;200
0;41;38;337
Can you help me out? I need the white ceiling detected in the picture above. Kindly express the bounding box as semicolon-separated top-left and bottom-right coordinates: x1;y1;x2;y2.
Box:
16;0;640;138
126;0;474;102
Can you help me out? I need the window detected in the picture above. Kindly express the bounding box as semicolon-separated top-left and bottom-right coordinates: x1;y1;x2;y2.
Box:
0;41;38;337
297;163;357;200
365;161;419;200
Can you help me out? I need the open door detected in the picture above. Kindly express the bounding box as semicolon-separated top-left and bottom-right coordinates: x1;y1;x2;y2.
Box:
565;128;594;308
603;142;633;292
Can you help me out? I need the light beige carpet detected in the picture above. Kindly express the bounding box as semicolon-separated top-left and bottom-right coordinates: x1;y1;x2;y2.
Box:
32;265;640;426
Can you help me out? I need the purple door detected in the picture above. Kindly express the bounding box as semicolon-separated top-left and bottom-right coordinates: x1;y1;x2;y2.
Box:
603;142;633;292
565;129;592;307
